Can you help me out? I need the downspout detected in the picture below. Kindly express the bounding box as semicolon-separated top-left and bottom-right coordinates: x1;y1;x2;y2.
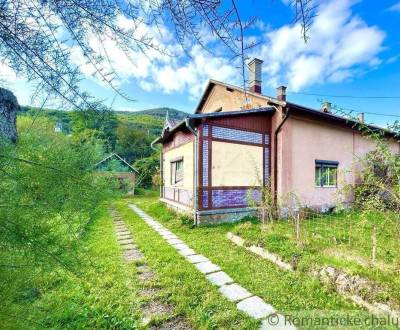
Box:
185;117;199;226
150;139;162;198
274;108;290;204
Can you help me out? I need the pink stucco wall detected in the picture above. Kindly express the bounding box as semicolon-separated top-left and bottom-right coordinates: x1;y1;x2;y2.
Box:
278;116;399;209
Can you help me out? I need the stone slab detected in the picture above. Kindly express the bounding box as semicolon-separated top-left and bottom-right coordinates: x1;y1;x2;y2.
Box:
186;254;209;264
260;314;296;329
206;271;233;287
194;261;221;274
117;234;131;238
119;239;135;245
236;296;275;319
177;248;196;256
172;243;190;251
122;243;136;250
219;283;252;302
166;238;184;245
161;233;178;239
123;249;143;261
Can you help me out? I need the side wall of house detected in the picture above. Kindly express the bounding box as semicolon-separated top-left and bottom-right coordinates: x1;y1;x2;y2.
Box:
280;116;400;209
162;131;195;208
200;84;268;113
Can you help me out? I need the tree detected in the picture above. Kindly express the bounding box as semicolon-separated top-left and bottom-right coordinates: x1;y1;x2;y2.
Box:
0;0;316;107
71;105;118;151
0;117;115;274
134;152;160;188
115;121;154;163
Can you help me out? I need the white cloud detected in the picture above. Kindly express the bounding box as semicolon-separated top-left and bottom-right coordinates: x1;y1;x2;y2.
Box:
389;2;400;12
259;0;385;91
0;61;19;83
69;17;238;100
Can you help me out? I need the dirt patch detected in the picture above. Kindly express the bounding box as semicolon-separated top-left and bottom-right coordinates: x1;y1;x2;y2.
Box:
139;286;162;298
123;249;143;262
324;248;394;272
111;208;193;330
316;266;400;318
122;243;137;250
150;316;193;330
143;300;173;317
138;265;155;281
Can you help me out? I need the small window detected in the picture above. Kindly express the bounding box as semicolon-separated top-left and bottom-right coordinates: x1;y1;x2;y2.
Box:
171;157;184;185
315;160;338;187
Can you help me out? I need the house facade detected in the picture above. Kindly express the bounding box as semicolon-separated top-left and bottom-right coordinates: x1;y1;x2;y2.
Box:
153;59;400;225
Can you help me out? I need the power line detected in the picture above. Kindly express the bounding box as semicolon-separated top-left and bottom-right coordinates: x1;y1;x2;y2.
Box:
361;111;400;118
331;106;400;119
288;91;400;99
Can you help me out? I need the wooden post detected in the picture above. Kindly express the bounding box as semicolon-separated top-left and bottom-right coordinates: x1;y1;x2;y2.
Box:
296;214;300;247
372;225;377;264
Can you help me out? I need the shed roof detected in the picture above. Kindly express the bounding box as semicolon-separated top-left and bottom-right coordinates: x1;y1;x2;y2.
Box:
95;153;138;173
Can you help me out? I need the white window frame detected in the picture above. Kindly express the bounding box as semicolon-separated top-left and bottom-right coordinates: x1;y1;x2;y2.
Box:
315;160;338;188
171;157;184;185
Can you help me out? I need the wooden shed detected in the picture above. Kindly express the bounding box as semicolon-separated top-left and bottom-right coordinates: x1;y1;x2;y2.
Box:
95;153;138;194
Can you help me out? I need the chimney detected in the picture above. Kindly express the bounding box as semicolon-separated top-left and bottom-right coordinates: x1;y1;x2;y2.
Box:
248;58;263;94
357;112;365;123
276;86;287;101
321;101;331;113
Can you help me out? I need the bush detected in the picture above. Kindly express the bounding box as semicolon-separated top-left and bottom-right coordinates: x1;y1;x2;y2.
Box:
0;117;117;273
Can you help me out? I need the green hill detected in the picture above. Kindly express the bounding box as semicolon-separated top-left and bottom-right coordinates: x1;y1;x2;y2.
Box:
19;106;189;135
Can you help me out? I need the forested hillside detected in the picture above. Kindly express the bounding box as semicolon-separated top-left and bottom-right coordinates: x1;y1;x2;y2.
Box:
17;106;189;187
19;106;188;136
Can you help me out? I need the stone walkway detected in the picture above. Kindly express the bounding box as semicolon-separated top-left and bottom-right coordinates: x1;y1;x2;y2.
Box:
111;209;193;329
128;204;296;330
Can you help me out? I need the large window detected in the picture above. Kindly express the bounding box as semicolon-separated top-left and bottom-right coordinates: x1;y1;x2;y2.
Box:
315;160;338;187
171;157;184;185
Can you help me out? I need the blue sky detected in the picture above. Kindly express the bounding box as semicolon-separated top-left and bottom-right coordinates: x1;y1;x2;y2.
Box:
1;0;400;127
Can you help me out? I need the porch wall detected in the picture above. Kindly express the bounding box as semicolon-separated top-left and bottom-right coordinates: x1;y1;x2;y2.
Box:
197;114;272;223
162;132;195;208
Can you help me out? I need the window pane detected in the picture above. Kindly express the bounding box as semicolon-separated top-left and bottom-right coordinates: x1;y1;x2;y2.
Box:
321;167;328;186
175;160;183;183
315;166;322;186
328;167;337;186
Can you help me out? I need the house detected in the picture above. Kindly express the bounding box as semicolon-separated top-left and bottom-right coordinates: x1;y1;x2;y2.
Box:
153;58;400;225
95;153;138;193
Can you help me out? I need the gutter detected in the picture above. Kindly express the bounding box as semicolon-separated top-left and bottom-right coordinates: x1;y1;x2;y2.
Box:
274;108;290;204
150;138;163;200
185;117;199;226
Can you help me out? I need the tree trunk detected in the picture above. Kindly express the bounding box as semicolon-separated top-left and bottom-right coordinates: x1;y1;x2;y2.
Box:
0;87;19;143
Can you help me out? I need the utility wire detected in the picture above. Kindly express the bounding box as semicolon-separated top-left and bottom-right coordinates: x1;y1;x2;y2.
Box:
288;91;400;99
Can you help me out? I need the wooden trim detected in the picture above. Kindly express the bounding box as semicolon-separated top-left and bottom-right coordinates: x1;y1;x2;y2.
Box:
262;134;266;186
198;125;204;209
170;156;184;163
206;121;270;134
207;186;261;190
208;124;212;208
162;196;192;208
207;204;249;210
211;137;264;147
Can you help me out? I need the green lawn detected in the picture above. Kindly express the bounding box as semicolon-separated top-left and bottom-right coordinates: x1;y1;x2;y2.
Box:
4;194;397;329
230;210;400;306
125;194;372;321
115;200;258;329
0;205;141;329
